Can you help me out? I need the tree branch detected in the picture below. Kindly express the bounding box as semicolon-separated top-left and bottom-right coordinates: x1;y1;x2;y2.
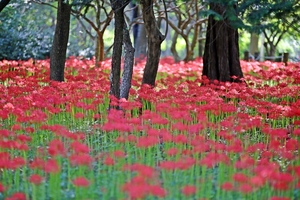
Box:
0;0;11;13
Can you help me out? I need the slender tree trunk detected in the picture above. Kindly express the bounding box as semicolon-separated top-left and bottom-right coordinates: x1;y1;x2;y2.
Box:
95;32;104;66
131;1;139;47
134;24;147;60
203;3;243;82
50;0;71;81
0;0;10;13
141;0;165;86
249;32;259;56
120;23;135;100
171;32;180;62
109;0;126;100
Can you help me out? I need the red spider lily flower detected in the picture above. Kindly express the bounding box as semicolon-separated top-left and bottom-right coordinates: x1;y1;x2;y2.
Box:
70;141;90;154
233;173;248;183
188;123;205;134
173;134;188;144
11;124;22;131
10;157;26;170
166;148;178;156
109;95;119;107
149;185;167;198
122;175;151;199
159;160;176;170
0;129;12;138
172;122;188;132
93;113;101;120
269;128;288;139
28;110;48;123
124;163;154;178
136;136;159;148
113;150;126;158
44;159;60;173
25;126;35;133
159;129;173;142
69;153;93;166
269;197;290;200
48;139;65;157
199;152;229;168
293;165;300;177
16;134;32;142
29;157;45;170
217;130;234;140
147;128;160;137
5;192;26;200
250;175;265;187
181;185;196;196
72;177;90;187
199;155;217;168
221;182;234;191
103;156;115;166
238;183;253;193
271;181;290;191
297;181;300;188
285;138;299;151
227;139;243;153
177;157;196;170
68;131;86;141
254;162;279;179
0;152;10;168
0;182;5;192
234;155;255;169
294;128;300;135
74;112;84;119
270;172;293;190
280;150;294;160
29;174;43;185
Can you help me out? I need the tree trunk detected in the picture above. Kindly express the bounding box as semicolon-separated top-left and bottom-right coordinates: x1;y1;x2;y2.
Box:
141;0;165;86
170;32;181;62
203;3;243;83
0;0;10;13
109;0;128;102
131;1;139;46
120;23;135;100
134;24;147;60
50;0;71;82
249;32;259;56
95;32;104;67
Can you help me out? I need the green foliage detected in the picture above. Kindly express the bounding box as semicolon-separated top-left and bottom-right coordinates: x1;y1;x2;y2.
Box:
203;0;300;35
0;2;53;60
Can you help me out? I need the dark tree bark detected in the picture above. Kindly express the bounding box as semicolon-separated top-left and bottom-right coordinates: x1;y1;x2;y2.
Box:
109;0;129;101
141;0;165;86
131;3;147;60
50;0;71;81
0;0;10;13
131;1;139;46
134;23;147;60
120;23;135;100
203;3;243;82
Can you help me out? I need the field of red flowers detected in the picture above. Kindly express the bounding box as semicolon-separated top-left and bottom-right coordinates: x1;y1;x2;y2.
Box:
0;57;300;200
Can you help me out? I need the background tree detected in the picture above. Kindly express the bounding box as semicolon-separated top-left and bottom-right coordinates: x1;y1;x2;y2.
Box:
140;0;167;86
203;1;243;82
50;0;71;81
71;0;113;65
240;0;300;58
109;0;125;101
161;0;207;62
129;2;147;60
